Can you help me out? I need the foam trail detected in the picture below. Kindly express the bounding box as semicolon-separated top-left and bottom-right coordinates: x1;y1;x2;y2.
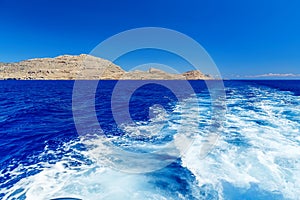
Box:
1;84;300;200
0;100;204;200
0;138;169;200
182;86;300;199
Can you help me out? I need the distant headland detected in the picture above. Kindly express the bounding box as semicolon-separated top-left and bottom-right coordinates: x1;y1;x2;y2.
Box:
0;54;212;80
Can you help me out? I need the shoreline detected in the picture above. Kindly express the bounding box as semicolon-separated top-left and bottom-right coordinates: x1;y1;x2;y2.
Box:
0;54;213;81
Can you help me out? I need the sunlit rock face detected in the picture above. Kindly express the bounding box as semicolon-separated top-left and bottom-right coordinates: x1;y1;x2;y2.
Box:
0;55;212;80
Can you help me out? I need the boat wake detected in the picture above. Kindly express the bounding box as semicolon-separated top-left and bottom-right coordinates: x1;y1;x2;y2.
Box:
1;81;300;199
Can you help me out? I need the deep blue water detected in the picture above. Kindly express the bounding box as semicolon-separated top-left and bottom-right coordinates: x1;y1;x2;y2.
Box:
0;80;300;200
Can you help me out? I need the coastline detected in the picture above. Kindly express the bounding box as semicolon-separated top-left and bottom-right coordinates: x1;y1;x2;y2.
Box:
0;54;213;81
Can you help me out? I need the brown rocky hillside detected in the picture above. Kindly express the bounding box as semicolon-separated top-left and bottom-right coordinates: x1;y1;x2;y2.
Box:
0;54;212;80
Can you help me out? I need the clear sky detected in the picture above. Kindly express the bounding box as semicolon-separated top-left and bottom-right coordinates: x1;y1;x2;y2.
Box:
1;0;300;79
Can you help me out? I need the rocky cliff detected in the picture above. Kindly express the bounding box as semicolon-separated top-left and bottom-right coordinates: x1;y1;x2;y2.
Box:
0;54;212;80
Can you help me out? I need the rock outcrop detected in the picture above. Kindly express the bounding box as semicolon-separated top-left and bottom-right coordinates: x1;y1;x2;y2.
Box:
0;54;212;80
121;68;184;80
182;70;211;80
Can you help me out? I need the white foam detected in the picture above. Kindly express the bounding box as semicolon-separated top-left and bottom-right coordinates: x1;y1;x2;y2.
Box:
0;98;203;199
2;85;300;199
182;86;300;199
0;138;166;200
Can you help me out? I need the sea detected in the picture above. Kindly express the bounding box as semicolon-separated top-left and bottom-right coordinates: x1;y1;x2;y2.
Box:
0;80;300;200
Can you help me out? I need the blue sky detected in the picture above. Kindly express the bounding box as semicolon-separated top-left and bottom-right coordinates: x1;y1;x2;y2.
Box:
0;0;300;78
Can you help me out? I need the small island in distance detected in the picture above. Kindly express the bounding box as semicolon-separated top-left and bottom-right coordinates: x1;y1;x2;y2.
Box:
0;54;212;80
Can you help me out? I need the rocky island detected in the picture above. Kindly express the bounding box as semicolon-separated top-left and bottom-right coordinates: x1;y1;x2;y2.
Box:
0;54;212;80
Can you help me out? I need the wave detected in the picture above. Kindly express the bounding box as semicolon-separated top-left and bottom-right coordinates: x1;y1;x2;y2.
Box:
182;86;300;199
1;82;300;199
0;96;206;200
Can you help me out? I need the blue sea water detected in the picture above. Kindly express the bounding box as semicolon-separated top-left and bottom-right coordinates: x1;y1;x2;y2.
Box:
0;80;300;200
